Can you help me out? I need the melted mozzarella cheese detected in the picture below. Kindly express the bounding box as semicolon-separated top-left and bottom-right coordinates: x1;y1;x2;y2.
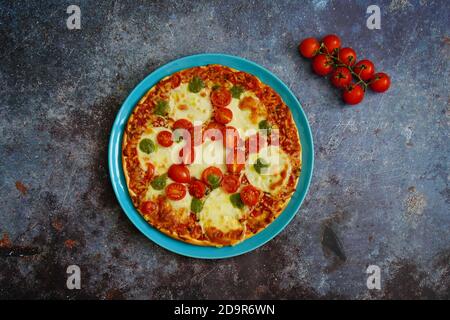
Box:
137;127;185;174
199;188;246;233
189;138;227;179
168;83;212;124
245;145;291;195
228;92;266;137
144;177;192;219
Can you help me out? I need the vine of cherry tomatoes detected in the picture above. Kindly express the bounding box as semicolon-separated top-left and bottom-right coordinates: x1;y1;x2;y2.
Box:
298;34;391;105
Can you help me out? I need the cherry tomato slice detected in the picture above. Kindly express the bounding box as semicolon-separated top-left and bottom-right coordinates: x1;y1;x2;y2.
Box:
214;107;233;124
188;179;207;198
140;200;158;215
369;72;391;93
144;163;155;182
353;60;375;81
203;122;225;141
338;47;357;66
298;37;320;58
221;175;240;194
201;166;223;187
168;164;190;183
156;130;173;147
210;87;232;107
165;183;187;201
173;119;193;130
189;125;204;146
223;126;241;149
342;84;365;105
240;185;260;206
312;54;334;76
330;66;353;88
322;34;341;54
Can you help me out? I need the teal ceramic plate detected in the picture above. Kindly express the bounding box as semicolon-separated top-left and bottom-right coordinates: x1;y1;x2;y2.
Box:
108;54;313;259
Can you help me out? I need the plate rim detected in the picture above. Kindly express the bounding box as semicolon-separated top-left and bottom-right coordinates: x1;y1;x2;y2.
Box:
108;53;314;259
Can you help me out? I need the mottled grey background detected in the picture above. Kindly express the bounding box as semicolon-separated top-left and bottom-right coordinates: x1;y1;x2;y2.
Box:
0;0;449;299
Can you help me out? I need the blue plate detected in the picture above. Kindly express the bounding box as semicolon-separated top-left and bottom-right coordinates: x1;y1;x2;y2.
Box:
108;54;314;259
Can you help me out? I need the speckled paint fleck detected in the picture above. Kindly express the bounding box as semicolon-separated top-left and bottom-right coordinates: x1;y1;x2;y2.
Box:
0;0;449;299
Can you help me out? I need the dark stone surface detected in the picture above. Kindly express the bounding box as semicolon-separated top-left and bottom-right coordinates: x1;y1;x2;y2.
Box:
0;0;449;299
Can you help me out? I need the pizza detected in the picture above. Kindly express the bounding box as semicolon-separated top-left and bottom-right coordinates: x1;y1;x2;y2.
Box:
122;65;301;247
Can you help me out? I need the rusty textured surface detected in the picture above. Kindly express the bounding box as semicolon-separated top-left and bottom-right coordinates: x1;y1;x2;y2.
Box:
0;0;449;299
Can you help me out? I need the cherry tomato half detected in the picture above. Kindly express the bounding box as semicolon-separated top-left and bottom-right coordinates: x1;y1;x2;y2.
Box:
157;130;173;147
369;72;391;93
240;185;260;206
322;34;341;54
168;164;191;183
223;126;241;149
214;107;233;124
201;166;223;187
203;121;225;141
338;47;357;66
144;163;155;182
210;87;232;108
298;37;320;58
140;200;157;215
188;179;207;198
173;118;193;130
312;54;334;76
221;175;240;194
165;183;187;201
342;84;365;105
330;66;352;88
353;59;375;81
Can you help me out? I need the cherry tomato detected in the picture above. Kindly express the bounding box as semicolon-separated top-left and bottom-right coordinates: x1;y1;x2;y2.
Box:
141;200;157;215
240;185;260;206
338;47;357;66
156;130;173;147
165;183;187;201
223;126;241;149
201;166;223;187
221;175;240;193
330;66;352;88
342;84;365;105
369;72;391;93
188;179;207;198
214;107;233;124
173;119;193;130
144;163;155;181
322;34;341;54
353;60;375;81
189;125;203;146
168;164;190;183
210;87;232;107
298;37;320;58
312;54;334;76
203;121;225;141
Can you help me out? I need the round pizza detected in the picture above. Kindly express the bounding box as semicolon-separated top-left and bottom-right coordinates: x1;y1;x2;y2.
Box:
122;65;301;247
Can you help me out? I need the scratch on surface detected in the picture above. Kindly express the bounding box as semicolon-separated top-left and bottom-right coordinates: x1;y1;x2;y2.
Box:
61;166;77;205
190;265;221;285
